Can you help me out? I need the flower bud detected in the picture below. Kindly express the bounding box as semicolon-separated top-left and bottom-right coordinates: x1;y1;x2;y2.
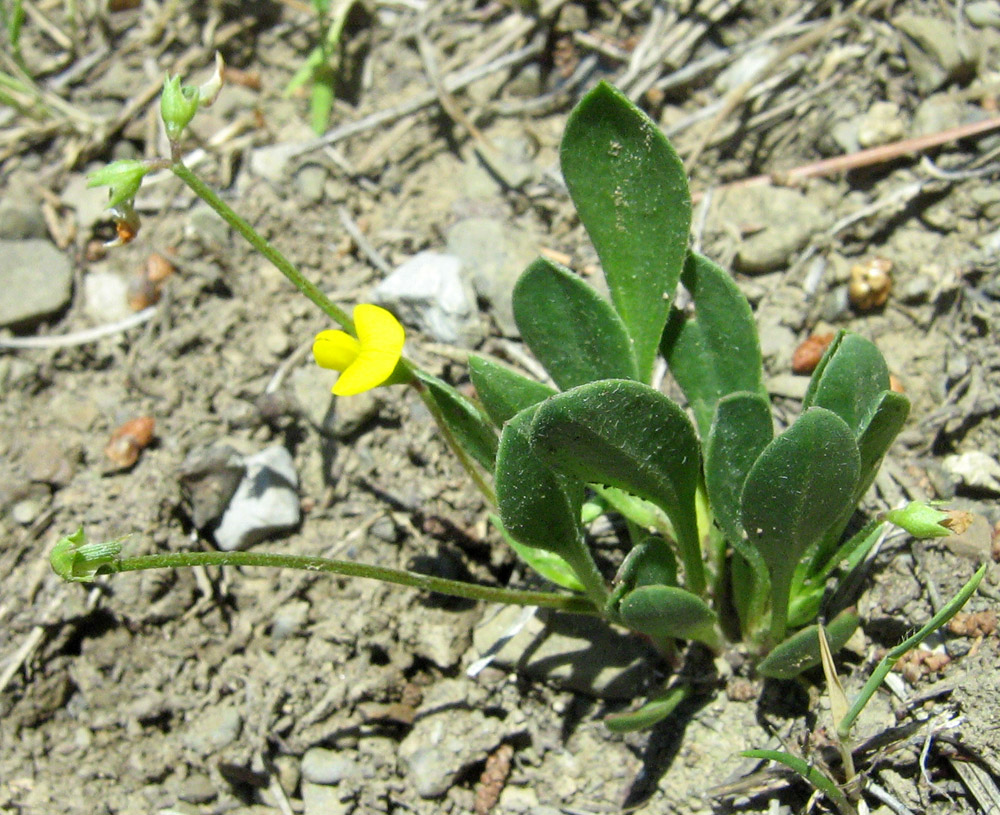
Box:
884;501;952;538
50;528;125;582
86;159;151;208
160;73;201;142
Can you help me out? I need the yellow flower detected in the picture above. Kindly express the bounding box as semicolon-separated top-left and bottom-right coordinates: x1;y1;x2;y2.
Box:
312;304;405;396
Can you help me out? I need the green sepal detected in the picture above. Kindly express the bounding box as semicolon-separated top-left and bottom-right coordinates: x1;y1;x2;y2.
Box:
512;257;638;390
756;608;860;679
560;81;691;381
160;74;201;141
50;528;126;583
87;160;151;208
468;354;555;429
884;501;953;539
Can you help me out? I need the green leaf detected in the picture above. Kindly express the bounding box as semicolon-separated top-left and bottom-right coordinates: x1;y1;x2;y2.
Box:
415;370;498;471
618;584;718;646
605;684;689;733
561;81;691;381
704;392;773;547
512;257;638;390
803;332;890;436
884;501;952;539
740;408;860;640
757;608;860;679
496;406;605;602
740;750;851;813
661;252;766;440
855;390;909;487
489;515;584;592
530;380;705;594
468;355;555;429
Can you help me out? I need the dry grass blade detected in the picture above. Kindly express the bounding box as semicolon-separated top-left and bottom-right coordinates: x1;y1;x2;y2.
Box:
950;757;1000;813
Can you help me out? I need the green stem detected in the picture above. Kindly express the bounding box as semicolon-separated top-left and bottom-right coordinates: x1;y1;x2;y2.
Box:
415;381;496;507
170;161;353;331
837;563;986;740
85;550;599;614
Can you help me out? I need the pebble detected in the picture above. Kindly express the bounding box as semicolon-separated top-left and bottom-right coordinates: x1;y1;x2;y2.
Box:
894;14;979;94
294;163;328;204
61;171;112;232
83;270;131;322
330;391;381;438
713;186;826;274
185;203;231;248
856;101;906;148
0;239;73;328
942;451;1000;494
966;1;1000;27
182;706;242;754
213;445;301;550
177;772;217;804
301;782;352;815
397;709;504;798
498;785;540;813
301;748;359;785
271;599;310;640
10;484;51;525
911;94;980;138
290;366;337;432
446;217;538;336
23;438;77;487
372;251;481;345
474;136;538;190
471;605;656;699
178;444;247;530
0;198;48;240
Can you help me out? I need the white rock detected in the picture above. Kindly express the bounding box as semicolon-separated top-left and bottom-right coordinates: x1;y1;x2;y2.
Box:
83;270;131;322
942;451;1000;494
213;445;300;550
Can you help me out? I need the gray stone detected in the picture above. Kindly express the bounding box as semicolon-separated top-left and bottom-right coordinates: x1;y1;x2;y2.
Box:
767;373;810;400
301;781;352;815
177;772;216;803
271;599;310;640
330;390;381;438
967;1;1000;27
713;187;826;274
942;451;1000;494
10;484;51;525
372;251;480;345
183;706;242;754
61;171;112;232
213;445;301;550
856;101;906;148
82;270;131;322
178;444;246;530
301;748;359;785
0;199;47;240
23;438;77;487
0;239;73;328
185;203;231;248
290;365;337;431
471;604;657;699
397;709;503;798
446;217;538;336
894;14;979;94
911;94;982;138
474;136;538;190
294;164;328;204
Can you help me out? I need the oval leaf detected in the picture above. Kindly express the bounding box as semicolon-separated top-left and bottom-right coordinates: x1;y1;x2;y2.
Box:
489;514;584;592
469;354;555;429
661;252;767;440
415;369;498;471
530;380;705;594
741;408;860;634
561;82;691;380
756;609;860;679
803;331;890;436
619;584;718;644
512;257;638;389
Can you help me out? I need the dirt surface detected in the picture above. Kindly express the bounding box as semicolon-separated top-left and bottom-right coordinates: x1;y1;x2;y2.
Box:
2;2;1000;814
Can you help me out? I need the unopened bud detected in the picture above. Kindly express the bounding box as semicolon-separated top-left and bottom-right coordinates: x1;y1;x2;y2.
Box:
86;159;151;208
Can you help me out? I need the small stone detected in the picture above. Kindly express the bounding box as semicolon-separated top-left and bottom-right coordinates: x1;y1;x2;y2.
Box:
271;599;310;640
372;251;480;345
23;438;77;487
912;94;980;138
61;171;112;232
966;1;1000;27
471;605;656;699
294;164;327;204
10;484;51;525
894;14;979;94
856;101;906;148
506;63;542;97
185;203;231;248
213;445;300;550
83;270;131;322
183;706;242;754
498;785;539;812
0;199;47;240
301;782;352;815
0;239;73;328
767;373;810;400
301;748;359;785
474;136;538;190
713;187;826;274
330;391;381;438
446;217;538;336
942;451;1000;494
178;444;246;530
177;772;217;804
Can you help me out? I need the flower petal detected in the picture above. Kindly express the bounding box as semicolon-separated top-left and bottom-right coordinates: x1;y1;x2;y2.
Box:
313;330;360;372
332;348;400;396
354;304;405;356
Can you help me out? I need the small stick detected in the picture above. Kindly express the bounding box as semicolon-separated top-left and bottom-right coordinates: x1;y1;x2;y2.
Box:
0;307;158;350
